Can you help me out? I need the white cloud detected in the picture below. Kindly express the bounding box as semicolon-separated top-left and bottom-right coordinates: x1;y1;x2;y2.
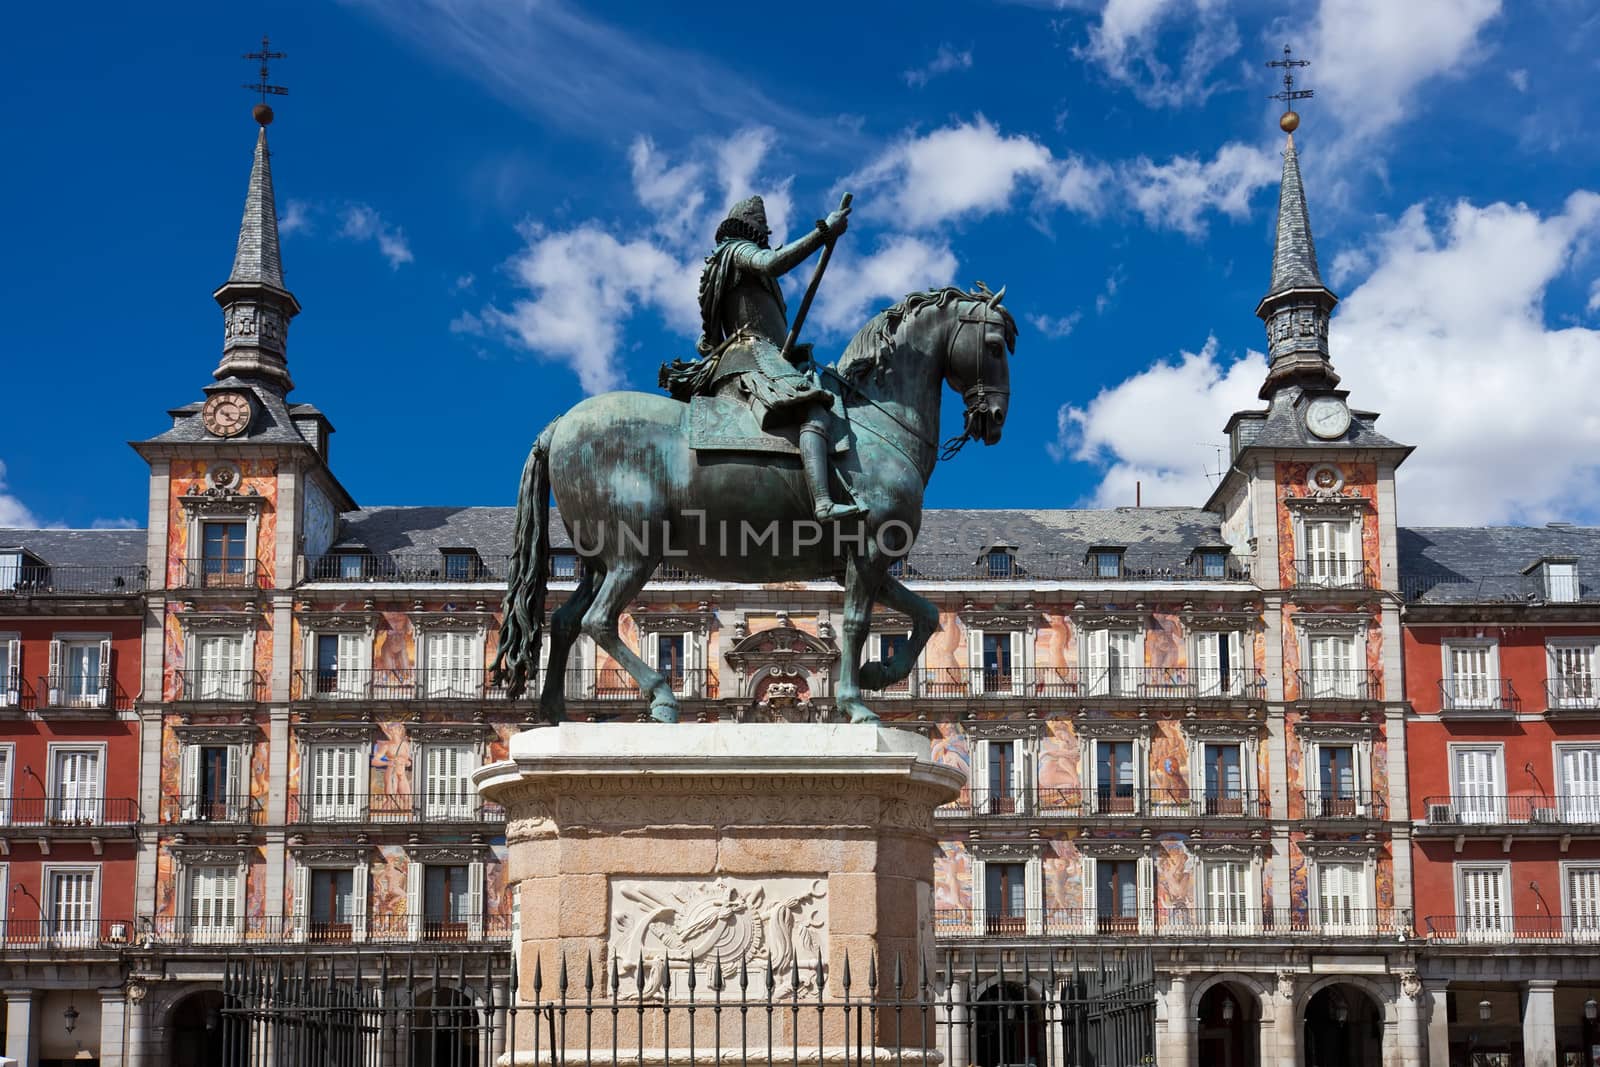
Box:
1029;311;1083;339
904;44;974;88
1124;142;1280;236
90;517;140;530
848;118;1054;229
811;236;960;336
454;273;476;291
0;460;41;528
1096;266;1126;314
338;204;414;269
279;198;313;236
1076;0;1241;108
1589;278;1600;315
1058;191;1600;524
1508;67;1529;93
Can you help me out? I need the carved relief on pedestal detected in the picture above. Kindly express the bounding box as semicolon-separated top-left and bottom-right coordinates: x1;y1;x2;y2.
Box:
610;876;827;999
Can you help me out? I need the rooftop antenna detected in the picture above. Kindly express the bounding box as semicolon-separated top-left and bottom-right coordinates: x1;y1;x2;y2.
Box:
1267;43;1313;133
1199;442;1227;488
243;33;288;126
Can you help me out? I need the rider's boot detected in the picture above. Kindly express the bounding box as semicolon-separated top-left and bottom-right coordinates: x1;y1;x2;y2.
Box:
799;417;865;522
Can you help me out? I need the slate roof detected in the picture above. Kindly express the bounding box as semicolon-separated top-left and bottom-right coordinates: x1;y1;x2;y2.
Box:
141;377;314;447
227;128;286;290
1399;525;1600;602
1267;134;1326;295
0;528;147;568
1234;392;1408;452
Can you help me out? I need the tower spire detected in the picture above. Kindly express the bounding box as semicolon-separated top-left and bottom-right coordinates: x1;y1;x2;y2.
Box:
1256;46;1338;400
213;41;299;393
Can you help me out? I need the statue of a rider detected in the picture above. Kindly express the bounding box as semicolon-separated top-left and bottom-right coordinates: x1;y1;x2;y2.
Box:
661;195;863;521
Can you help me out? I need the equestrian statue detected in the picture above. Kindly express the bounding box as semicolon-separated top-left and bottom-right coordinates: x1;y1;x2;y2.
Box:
493;190;1016;725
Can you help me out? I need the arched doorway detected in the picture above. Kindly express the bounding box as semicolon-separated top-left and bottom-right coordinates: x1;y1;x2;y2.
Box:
169;990;224;1067
411;986;480;1067
973;982;1045;1067
1303;984;1383;1067
1197;982;1259;1067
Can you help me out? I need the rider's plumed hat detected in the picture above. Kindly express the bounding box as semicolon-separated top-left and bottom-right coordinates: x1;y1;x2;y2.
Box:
715;195;771;246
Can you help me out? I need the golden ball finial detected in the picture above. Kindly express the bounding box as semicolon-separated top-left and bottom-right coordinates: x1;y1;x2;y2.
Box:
253;102;275;127
1279;109;1300;133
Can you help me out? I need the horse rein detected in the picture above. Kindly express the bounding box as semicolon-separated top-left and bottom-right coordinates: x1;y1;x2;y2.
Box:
939;303;1010;460
821;366;938;479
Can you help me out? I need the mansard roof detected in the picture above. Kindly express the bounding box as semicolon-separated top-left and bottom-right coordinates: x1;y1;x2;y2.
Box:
1399;524;1600;603
0;528;146;569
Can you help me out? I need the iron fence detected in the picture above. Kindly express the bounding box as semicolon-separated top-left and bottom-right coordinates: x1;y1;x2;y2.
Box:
0;563;148;595
865;665;1266;701
221;948;1157;1067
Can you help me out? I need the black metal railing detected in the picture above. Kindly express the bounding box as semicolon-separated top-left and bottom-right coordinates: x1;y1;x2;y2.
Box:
1439;678;1521;713
1289;558;1377;591
303;553;516;583
142;913;514;947
935;907;1408;939
288;792;506;824
1294;668;1379;701
291;668;514;702
865;665;1266;701
0;918;135;951
1299;789;1388;820
1423;914;1600;944
1421;793;1600;826
1547;675;1600;710
0;795;139;827
0;678;35;712
176;669;267;703
162;793;263;825
0;564;148;596
1403;573;1599;604
220;948;1158;1067
37;674;130;711
177;557;263;590
939;787;1269;819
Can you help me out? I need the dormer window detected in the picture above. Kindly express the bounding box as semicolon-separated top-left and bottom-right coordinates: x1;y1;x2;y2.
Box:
1088;547;1125;579
1527;557;1580;603
1194;548;1229;579
550;554;578;579
441;549;483;582
984;549;1017;579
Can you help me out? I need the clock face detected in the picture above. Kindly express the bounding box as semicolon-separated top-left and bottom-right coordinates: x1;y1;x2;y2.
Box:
202;391;253;438
1304;396;1351;440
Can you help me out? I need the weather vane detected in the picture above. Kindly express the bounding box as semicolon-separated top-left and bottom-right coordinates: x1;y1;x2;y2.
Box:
243;34;288;126
1267;44;1313;133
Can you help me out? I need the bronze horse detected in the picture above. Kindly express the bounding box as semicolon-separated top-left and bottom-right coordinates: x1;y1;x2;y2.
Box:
494;285;1016;724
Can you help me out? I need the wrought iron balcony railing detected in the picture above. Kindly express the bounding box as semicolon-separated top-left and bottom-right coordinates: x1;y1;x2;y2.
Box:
287;791;506;825
865;665;1266;701
138;912;513;947
1403;574;1599;605
175;669;267;703
39;674;130;712
291;667;514;702
1288;558;1377;591
1421;793;1600;826
934;907;1408;940
1294;668;1380;702
0;564;148;596
1299;789;1388;820
0;678;35;712
1423;914;1600;945
1547;675;1600;711
1439;678;1521;713
939;787;1269;819
161;793;263;825
177;557;264;590
303;553;517;583
0;918;135;951
0;795;139;827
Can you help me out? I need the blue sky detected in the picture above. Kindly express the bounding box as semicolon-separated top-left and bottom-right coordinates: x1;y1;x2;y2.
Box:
4;0;1600;530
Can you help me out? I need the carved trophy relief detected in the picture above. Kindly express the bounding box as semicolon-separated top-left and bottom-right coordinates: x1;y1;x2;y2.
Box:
610;876;828;1000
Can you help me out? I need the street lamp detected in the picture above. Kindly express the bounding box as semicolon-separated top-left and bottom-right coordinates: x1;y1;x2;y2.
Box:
63;1002;79;1035
1479;997;1493;1023
1585;995;1597;1022
1222;997;1236;1023
1333;998;1349;1025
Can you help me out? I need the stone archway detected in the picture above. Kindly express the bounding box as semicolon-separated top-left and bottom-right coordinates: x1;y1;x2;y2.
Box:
972;980;1046;1067
1196;980;1261;1067
410;985;481;1067
1303;982;1384;1067
167;989;224;1067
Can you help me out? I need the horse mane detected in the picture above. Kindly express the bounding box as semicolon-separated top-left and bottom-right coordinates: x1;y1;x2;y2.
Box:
834;285;1018;383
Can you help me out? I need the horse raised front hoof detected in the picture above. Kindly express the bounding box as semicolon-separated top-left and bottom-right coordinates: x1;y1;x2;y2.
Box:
649;697;680;724
838;697;880;725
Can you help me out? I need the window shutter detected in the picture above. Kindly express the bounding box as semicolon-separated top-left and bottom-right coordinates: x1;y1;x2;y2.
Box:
3;638;18;706
1080;856;1096;933
1227;632;1245;695
1195;633;1220;697
226;745;245;820
292;862;309;941
97;638;112;706
1136;857;1154;933
338;633;364;698
1009;631;1025;695
1562;748;1600;821
468;861;485;940
352;863;369;943
47;639;62;704
180;746;200;821
407;860;423;940
968;741;988;813
1086;629;1109;696
966;626;983;695
1569;868;1600;935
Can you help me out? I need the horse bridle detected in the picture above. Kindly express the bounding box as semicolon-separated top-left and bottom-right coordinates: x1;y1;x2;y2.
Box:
939;300;1010;461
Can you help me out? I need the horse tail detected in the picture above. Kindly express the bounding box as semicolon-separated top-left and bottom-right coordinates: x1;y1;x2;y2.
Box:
494;420;557;700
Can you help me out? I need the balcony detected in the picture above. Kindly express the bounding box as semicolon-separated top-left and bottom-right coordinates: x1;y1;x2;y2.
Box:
175;669;266;704
38;674;131;713
160;793;262;825
1438;678;1521;716
303;553;515;584
939;787;1269;820
1424;914;1600;946
1294;669;1380;704
176;557;263;591
1299;790;1388;821
866;666;1266;703
291;667;512;703
138;912;513;948
0;796;139;831
287;792;506;825
934;907;1408;942
1288;558;1377;593
0;564;148;597
0;679;36;713
1419;794;1600;830
1546;676;1600;714
0;919;134;953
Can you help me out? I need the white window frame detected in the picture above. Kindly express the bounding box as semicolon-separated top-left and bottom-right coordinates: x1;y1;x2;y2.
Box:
1081;849;1153;936
1543;561;1580;603
0;743;12;826
1192;629;1249;698
179;742;248;822
0;632;20;708
1303;631;1364;699
1562;861;1600;942
969;736;1033;816
1185;733;1259;815
1080;730;1149;817
183;861;245;943
422;629;483;699
1442;638;1501;710
1082;627;1143;698
970;847;1044;936
1195;850;1262;934
184;625;257;702
1547;639;1600;709
1555;743;1600;823
195;633;249;701
868;629;917;697
1447;743;1507;824
417;742;478;820
1297;516;1361;588
1306;852;1376;935
642;629;703;698
292;856;369;944
969;627;1026;697
302;742;369;822
47;742;106;824
306;629;372;701
1454;861;1512;943
47;632;113;708
42;863;100;946
406;854;487;941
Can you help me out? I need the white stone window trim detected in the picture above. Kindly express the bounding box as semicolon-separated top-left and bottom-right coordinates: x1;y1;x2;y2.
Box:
1299;731;1374;818
1452;859;1511;944
968;842;1044;937
404;848;488;942
641;628;705;698
1445;742;1507;823
299;739;372;823
292;852;370;944
1181;724;1260;810
41;862;101;944
1295;621;1369;701
1188;628;1250;698
1546;638;1600;709
1077;723;1151;817
178;741;249;822
0;742;13;826
302;624;375;701
1440;637;1502;709
418;627;486;700
1079;842;1154;936
1188;842;1264;934
1288;508;1364;587
969;735;1035;816
0;631;20;708
173;850;249;942
1302;844;1378;936
1552;742;1600;823
415;740;482;820
183;624;257;702
1079;626;1145;699
1559;860;1600;941
46;631;114;708
966;625;1033;697
181;499;262;577
868;627;918;698
47;740;107;823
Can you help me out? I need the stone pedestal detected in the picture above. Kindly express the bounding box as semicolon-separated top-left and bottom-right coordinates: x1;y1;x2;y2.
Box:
476;723;962;1065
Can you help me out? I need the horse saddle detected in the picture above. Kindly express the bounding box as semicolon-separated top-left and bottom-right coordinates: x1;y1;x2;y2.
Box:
686;395;850;457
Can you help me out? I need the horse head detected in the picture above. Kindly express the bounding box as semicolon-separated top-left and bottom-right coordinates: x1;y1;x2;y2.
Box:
942;283;1015;447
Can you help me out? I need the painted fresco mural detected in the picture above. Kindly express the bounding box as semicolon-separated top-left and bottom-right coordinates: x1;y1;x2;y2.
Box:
165;458;279;587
